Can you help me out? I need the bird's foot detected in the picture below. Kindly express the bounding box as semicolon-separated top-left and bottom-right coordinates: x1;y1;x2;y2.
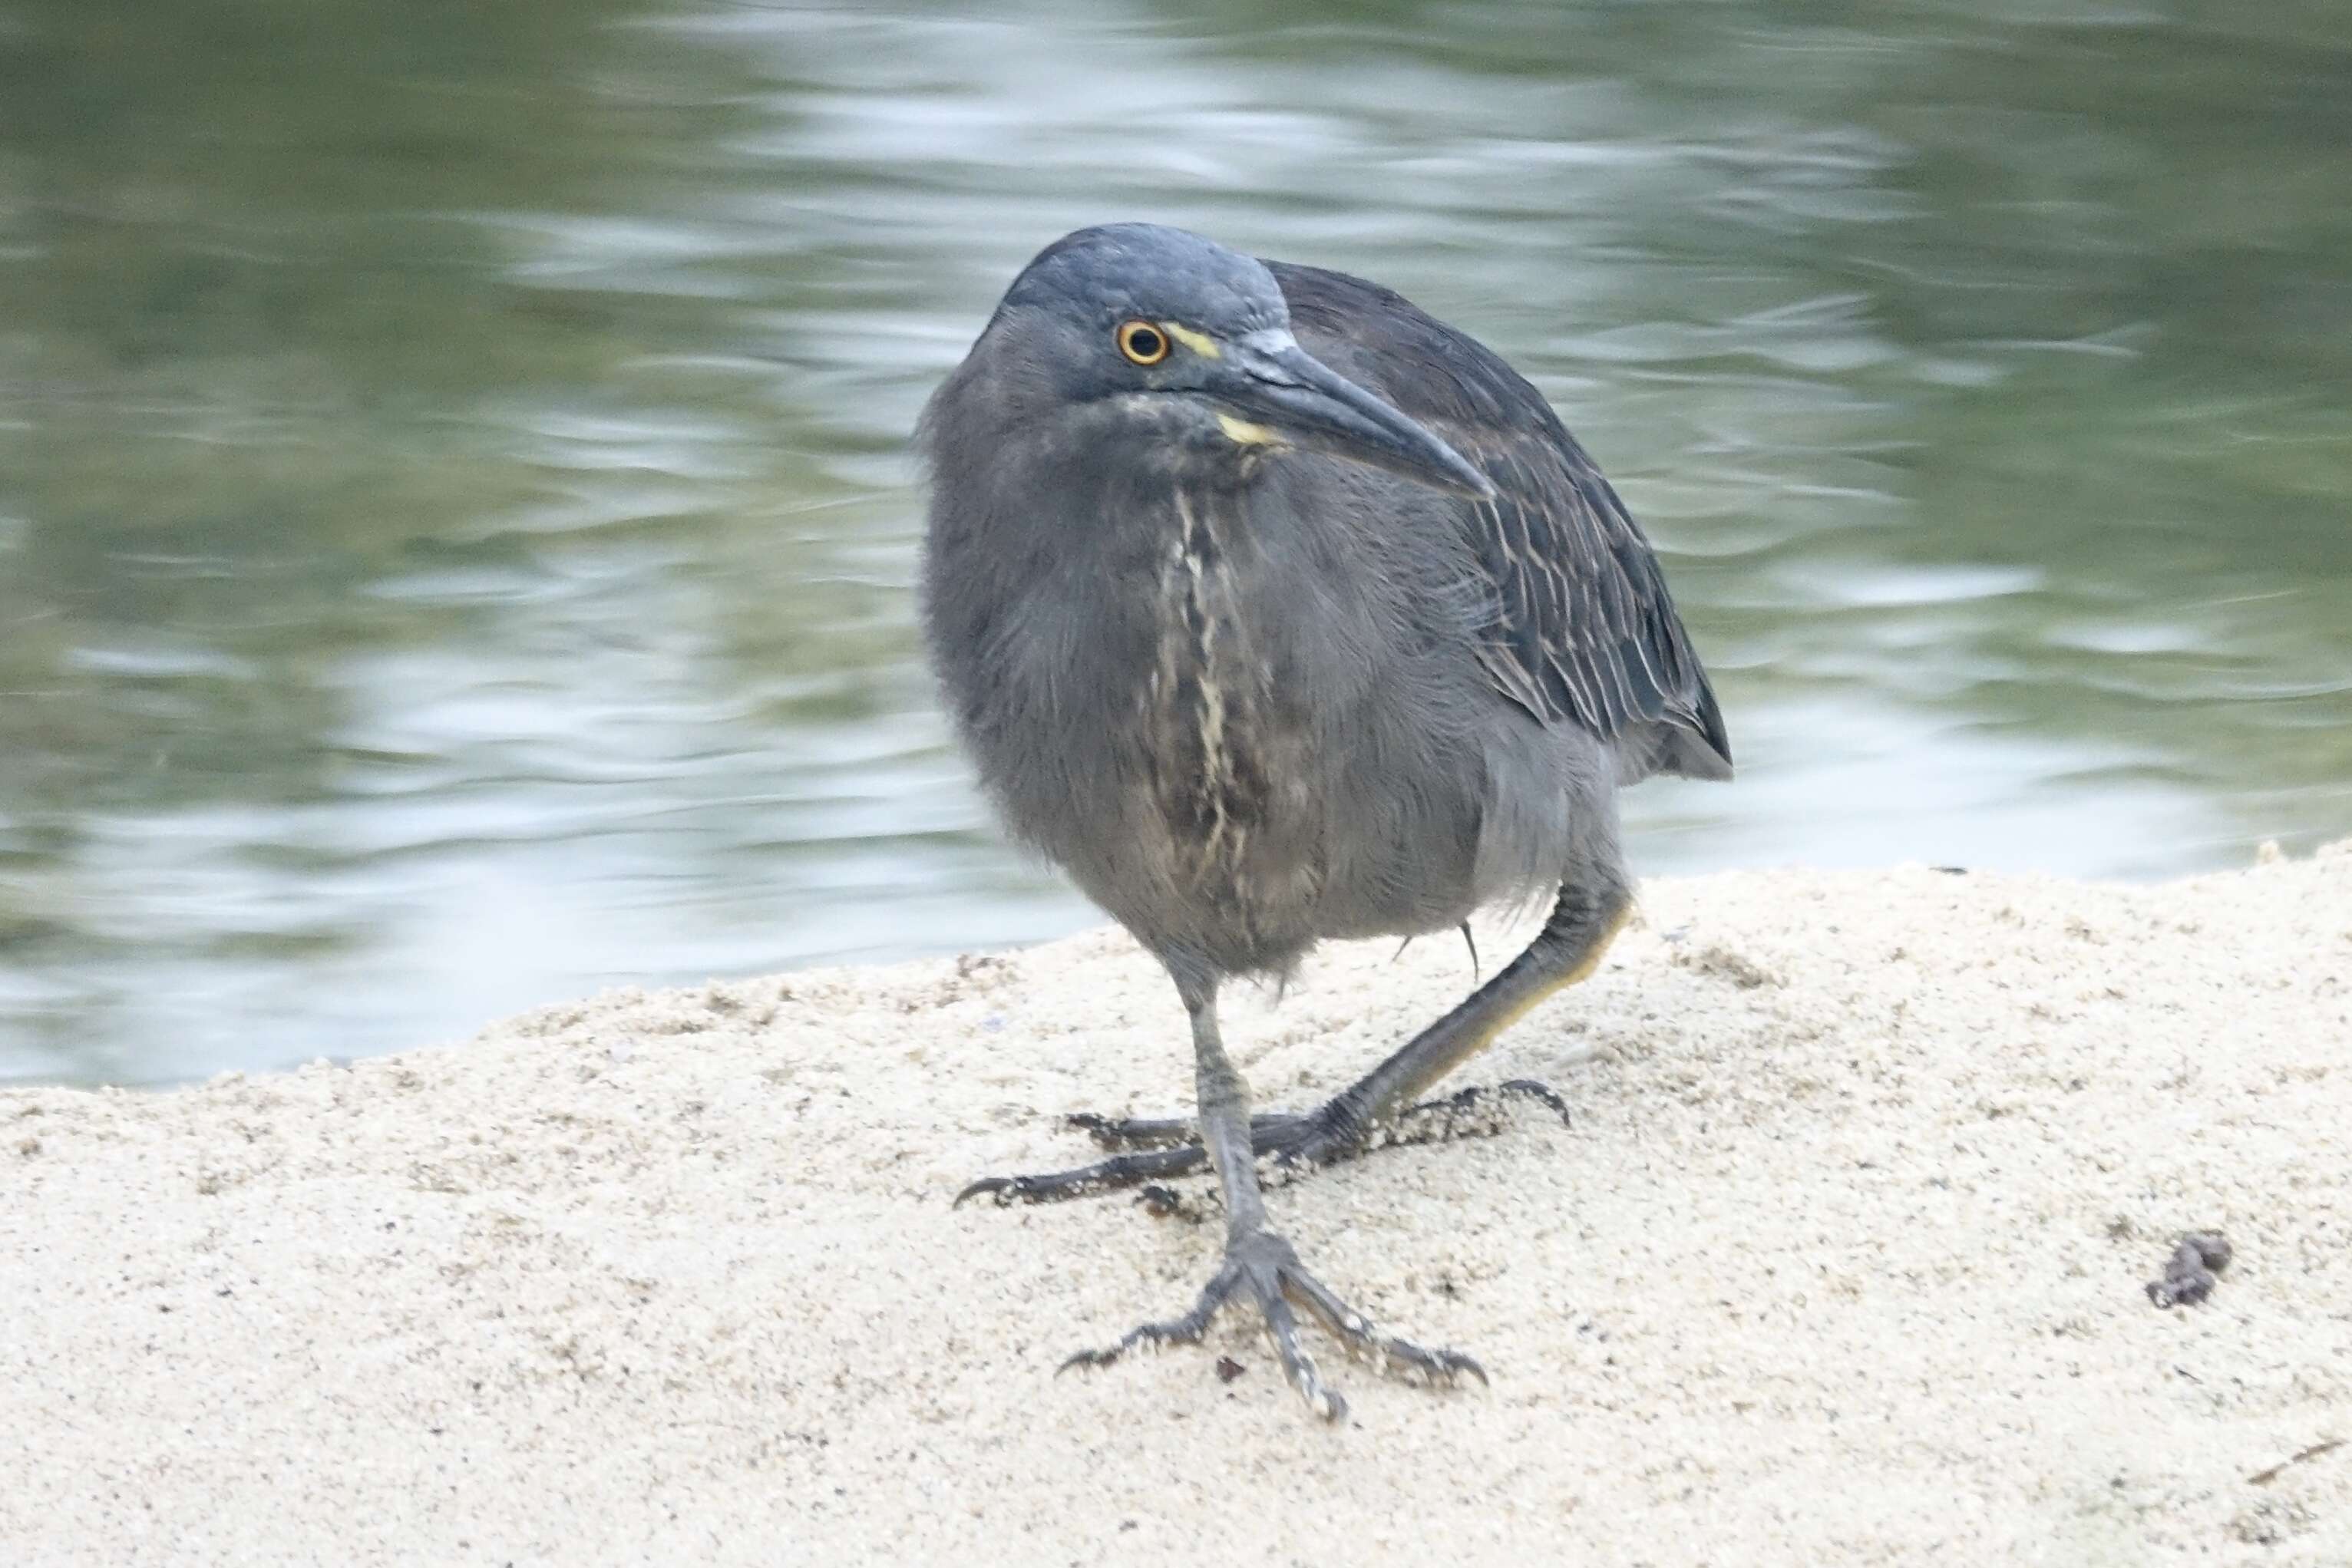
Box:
1060;1226;1485;1421
1275;1078;1571;1180
957;1079;1567;1207
1082;1077;1567;1167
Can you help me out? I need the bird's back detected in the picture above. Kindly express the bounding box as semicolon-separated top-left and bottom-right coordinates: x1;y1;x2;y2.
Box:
1266;261;1733;784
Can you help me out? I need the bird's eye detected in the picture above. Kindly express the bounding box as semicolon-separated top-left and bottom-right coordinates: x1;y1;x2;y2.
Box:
1116;320;1170;365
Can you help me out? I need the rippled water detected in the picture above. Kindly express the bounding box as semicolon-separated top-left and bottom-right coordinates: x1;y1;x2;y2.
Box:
2;0;2347;1084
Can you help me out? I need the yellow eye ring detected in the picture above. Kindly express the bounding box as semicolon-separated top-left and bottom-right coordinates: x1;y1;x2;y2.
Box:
1116;319;1170;365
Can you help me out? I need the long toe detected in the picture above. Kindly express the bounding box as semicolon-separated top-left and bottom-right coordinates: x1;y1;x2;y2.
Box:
1058;1255;1244;1373
1249;1268;1343;1421
1257;1080;1571;1180
1066;1108;1310;1153
1277;1256;1488;1388
953;1143;1208;1207
1380;1078;1571;1151
1231;1230;1486;1418
1065;1111;1197;1150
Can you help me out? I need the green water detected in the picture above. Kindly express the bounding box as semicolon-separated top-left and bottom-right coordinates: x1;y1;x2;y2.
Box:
2;0;2347;1084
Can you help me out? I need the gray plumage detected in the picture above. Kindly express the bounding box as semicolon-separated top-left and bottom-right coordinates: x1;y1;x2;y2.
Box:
1270;261;1730;787
920;223;1728;1420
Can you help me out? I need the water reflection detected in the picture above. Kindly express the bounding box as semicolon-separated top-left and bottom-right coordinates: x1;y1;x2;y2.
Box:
1;0;2347;1083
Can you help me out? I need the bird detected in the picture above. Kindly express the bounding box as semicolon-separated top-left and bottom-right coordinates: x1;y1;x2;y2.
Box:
919;223;1729;1421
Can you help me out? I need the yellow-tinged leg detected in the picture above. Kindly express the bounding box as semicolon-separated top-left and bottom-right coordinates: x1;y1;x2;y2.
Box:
1333;884;1632;1127
960;882;1632;1203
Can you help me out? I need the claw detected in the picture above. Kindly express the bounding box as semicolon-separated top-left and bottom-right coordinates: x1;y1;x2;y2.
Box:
953;1176;1012;1208
1495;1078;1572;1125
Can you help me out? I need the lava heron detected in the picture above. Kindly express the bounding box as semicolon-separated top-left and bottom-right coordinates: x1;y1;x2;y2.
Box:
920;223;1729;1419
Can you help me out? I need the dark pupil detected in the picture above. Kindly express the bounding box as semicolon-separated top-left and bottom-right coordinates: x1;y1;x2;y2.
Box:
1127;326;1162;359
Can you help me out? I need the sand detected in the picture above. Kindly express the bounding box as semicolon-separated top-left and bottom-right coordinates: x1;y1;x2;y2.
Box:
5;846;2349;1566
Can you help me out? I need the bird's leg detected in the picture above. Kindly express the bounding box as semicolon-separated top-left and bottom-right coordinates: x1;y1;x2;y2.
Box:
1060;976;1482;1419
960;883;1628;1204
1279;882;1629;1165
1069;917;1490;1152
1069;883;1627;1170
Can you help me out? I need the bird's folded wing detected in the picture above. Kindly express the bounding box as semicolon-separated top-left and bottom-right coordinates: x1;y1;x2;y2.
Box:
1269;257;1729;782
1443;422;1732;782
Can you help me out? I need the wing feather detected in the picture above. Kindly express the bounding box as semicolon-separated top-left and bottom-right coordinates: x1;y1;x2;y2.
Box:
1270;260;1733;782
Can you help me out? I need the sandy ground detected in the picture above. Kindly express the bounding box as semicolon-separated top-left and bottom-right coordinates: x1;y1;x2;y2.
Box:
5;847;2350;1566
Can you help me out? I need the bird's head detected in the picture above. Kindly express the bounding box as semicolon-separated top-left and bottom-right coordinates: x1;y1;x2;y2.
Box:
943;223;1492;500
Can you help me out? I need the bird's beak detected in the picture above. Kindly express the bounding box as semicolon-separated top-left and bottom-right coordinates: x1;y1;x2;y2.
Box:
1222;335;1495;500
